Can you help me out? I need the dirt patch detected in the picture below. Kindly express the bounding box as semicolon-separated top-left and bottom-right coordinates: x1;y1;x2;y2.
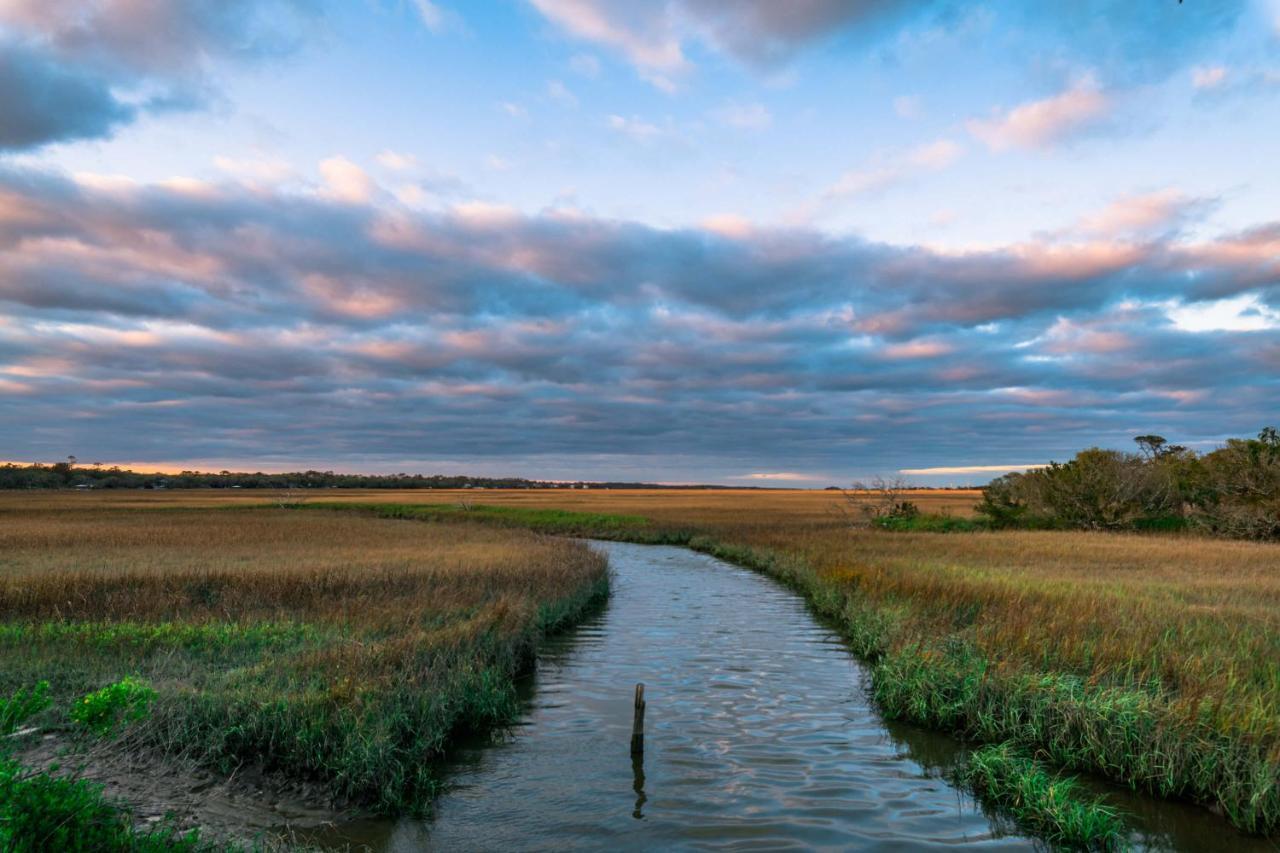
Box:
14;729;366;848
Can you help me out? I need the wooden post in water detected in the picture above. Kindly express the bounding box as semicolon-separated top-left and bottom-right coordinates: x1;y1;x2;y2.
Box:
630;683;645;756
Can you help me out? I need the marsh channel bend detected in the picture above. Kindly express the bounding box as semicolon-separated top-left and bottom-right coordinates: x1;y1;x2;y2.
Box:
315;540;1267;852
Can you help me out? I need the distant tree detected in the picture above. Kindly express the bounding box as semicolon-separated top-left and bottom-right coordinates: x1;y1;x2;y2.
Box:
1191;427;1280;539
838;476;919;527
1134;434;1186;459
975;472;1031;528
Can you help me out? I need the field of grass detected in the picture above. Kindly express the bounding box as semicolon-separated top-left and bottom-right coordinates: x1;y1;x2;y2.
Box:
0;497;608;844
270;487;1278;838
4;487;1277;845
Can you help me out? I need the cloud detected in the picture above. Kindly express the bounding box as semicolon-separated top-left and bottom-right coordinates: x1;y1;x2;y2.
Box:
999;2;1247;86
0;164;1276;481
319;157;375;203
376;150;417;171
1191;65;1229;90
569;53;601;77
529;0;689;76
213;154;297;185
899;464;1047;475
1190;65;1280;103
880;339;953;359
0;0;319;150
700;213;753;239
822;138;961;202
728;472;822;481
528;0;918;86
714;101;772;130
413;0;447;32
528;2;1246;88
967;79;1111;151
607;114;664;140
546;79;578;106
1166;294;1280;332
1074;189;1214;239
0;39;135;150
893;95;921;118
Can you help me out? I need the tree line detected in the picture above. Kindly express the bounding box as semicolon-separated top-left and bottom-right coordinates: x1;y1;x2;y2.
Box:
0;460;732;492
978;427;1280;539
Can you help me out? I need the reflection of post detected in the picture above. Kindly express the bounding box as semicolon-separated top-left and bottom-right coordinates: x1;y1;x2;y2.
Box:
630;683;646;755
630;682;646;819
631;748;647;819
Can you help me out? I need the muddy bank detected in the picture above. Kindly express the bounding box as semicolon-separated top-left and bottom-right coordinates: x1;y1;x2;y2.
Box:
15;731;359;847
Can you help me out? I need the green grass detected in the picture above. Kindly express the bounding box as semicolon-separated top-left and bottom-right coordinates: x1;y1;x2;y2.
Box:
307;501;690;541
957;743;1127;850
0;682;49;737
873;513;987;533
0;759;225;853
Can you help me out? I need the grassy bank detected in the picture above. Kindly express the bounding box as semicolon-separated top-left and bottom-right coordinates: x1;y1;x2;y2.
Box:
0;501;609;841
294;491;1280;839
957;743;1126;849
693;533;1278;837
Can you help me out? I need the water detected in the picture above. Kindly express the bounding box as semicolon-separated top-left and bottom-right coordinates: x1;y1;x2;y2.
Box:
312;542;1273;852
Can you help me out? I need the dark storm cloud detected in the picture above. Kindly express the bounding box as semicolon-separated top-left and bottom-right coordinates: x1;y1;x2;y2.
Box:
0;165;1276;481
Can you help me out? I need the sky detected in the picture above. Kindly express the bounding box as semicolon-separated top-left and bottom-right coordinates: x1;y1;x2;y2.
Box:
1;0;1278;486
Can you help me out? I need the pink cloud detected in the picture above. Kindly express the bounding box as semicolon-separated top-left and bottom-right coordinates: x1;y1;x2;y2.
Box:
881;339;954;360
967;79;1111;151
529;0;688;81
1075;189;1207;238
319;157;375;204
822;138;962;203
1191;65;1229;89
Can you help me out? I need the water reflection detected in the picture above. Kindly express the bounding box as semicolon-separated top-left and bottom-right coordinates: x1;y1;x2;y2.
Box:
631;750;646;820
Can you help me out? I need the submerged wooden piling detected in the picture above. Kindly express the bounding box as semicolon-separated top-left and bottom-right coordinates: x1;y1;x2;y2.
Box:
630;682;645;755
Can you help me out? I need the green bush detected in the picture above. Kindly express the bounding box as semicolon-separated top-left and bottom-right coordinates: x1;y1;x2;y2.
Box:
0;759;216;852
975;427;1280;540
71;677;157;736
873;513;985;533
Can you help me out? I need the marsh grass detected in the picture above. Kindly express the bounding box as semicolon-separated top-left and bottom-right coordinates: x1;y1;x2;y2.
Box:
309;501;657;539
684;530;1280;835
5;489;1278;840
958;743;1127;850
0;682;49;736
0;503;608;815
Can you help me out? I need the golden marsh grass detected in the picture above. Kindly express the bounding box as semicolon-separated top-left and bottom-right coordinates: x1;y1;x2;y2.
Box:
0;498;608;813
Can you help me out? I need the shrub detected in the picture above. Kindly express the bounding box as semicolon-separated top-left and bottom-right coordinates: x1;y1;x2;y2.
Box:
1191;428;1280;539
71;677;157;736
976;427;1280;540
0;759;215;852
